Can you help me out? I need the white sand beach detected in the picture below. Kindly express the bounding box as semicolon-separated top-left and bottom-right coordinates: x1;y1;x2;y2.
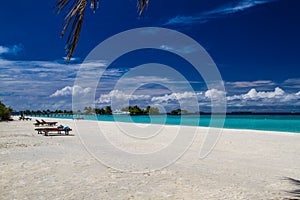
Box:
1;117;300;199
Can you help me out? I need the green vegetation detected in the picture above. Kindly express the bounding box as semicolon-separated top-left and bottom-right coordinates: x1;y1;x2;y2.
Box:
169;109;189;115
149;107;160;115
21;109;73;115
83;106;94;115
0;100;13;121
20;105;160;116
122;105;160;115
94;106;112;115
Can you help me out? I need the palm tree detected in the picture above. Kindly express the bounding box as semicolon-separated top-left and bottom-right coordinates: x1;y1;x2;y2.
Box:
56;0;149;62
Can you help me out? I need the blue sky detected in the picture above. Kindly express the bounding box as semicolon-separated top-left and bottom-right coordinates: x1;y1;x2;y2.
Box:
0;0;300;112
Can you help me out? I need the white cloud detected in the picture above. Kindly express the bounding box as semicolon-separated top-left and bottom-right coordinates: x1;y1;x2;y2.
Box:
0;59;80;111
50;85;92;97
151;91;203;103
206;0;277;15
283;78;300;89
164;15;208;25
164;16;208;26
97;90;151;104
0;45;22;55
160;45;197;54
150;89;227;111
150;89;226;103
205;89;226;100
0;46;9;54
117;76;170;84
226;87;300;109
62;57;80;62
227;87;285;101
226;80;275;88
149;87;299;110
284;78;300;84
1;50;299;112
165;0;278;26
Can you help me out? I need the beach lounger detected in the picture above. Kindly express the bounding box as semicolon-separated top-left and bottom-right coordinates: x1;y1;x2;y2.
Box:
33;119;44;127
41;119;57;126
35;127;72;136
19;116;32;121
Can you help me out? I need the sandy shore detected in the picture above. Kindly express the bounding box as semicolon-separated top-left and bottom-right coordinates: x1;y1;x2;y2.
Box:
1;117;300;199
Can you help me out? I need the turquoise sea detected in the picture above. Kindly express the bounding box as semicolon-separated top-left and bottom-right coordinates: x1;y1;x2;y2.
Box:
33;114;300;133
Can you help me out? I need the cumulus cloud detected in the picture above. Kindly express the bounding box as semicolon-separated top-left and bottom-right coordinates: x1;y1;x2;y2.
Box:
227;87;285;101
151;89;227;103
226;87;300;109
1;49;299;112
96;90;151;104
150;89;227;111
151;91;203;103
87;86;300;111
149;87;299;110
205;89;226;100
50;85;92;97
165;0;278;26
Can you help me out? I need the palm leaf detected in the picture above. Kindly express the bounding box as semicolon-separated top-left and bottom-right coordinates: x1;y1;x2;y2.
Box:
56;0;149;62
137;0;149;15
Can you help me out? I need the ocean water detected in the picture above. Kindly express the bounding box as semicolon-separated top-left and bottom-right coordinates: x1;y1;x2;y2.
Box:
35;114;300;133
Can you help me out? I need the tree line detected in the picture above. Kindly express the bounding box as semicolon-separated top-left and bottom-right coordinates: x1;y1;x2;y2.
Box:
20;105;160;116
121;106;159;115
87;105;160;115
21;109;73;115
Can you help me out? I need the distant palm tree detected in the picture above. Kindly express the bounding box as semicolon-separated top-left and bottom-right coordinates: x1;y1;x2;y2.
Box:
56;0;149;62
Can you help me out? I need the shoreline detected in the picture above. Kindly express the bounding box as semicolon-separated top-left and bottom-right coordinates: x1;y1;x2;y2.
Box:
19;115;300;135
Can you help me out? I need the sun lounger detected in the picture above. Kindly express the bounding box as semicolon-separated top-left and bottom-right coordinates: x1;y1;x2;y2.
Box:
33;119;44;127
19;116;32;121
41;119;57;126
35;127;72;136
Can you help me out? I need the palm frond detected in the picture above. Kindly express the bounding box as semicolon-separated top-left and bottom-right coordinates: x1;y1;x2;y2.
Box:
56;0;88;62
56;0;71;14
56;0;149;62
137;0;149;15
90;0;99;13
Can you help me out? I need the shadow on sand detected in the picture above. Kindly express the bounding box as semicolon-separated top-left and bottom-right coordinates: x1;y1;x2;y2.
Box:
42;134;75;137
283;177;300;200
